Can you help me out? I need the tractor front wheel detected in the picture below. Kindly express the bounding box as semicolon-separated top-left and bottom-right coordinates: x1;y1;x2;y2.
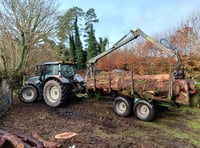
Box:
19;85;38;103
43;79;70;107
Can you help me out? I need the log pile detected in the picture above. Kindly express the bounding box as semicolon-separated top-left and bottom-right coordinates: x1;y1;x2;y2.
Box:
87;71;170;97
0;129;61;148
86;71;195;105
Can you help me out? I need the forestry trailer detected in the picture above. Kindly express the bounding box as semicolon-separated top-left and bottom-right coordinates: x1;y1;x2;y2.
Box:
19;61;85;107
86;28;196;121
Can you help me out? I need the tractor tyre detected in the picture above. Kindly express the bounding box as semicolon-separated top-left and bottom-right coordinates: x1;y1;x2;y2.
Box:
19;85;38;103
43;79;70;107
0;80;13;117
113;96;133;117
133;99;156;122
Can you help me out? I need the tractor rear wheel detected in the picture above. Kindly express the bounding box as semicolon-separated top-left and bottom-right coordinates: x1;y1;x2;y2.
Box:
43;79;70;107
19;85;38;103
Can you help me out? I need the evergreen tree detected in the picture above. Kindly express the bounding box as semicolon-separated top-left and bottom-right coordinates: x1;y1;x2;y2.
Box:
69;34;76;62
57;7;84;63
74;17;85;70
84;8;99;48
87;25;98;61
98;37;108;54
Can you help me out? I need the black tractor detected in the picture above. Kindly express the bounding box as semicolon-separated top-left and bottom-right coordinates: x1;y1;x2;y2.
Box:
19;61;85;107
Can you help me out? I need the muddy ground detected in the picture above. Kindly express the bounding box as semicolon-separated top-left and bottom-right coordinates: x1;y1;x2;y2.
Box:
0;96;200;148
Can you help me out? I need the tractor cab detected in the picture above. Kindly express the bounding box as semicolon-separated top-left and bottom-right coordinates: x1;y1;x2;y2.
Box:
37;61;76;82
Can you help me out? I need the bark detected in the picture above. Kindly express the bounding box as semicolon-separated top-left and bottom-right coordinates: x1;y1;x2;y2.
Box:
0;134;24;148
0;79;13;118
0;137;6;147
15;31;26;73
32;132;61;148
0;130;61;148
16;133;44;148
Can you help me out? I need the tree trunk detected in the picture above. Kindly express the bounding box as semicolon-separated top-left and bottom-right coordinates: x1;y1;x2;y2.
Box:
15;31;26;73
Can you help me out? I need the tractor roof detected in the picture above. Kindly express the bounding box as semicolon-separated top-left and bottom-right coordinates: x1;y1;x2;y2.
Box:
43;61;76;65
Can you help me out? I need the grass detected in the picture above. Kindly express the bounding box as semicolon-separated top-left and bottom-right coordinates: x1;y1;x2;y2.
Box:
138;106;200;147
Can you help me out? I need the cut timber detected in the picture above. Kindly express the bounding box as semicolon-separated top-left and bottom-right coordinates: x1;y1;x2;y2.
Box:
0;134;24;148
55;132;77;140
17;133;44;148
32;132;61;148
87;71;170;98
0;129;61;148
87;71;194;105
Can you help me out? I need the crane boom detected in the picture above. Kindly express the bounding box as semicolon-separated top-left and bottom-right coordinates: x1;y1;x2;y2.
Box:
88;28;181;66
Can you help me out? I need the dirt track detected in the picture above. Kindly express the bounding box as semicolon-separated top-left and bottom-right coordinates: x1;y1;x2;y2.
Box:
0;97;200;148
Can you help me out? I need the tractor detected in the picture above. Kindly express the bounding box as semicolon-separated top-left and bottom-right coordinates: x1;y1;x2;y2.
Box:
19;61;85;107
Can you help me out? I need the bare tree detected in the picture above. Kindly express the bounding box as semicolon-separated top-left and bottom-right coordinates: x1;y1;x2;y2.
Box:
0;0;59;78
186;10;200;54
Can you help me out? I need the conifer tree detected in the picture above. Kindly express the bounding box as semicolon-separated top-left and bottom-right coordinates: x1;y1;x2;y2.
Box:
69;34;76;62
74;17;84;70
87;25;98;61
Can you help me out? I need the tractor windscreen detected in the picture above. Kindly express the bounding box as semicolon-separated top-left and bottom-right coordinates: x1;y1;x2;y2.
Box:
61;64;75;77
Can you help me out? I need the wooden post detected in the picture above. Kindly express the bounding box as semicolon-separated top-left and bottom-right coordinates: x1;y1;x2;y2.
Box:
92;64;96;92
131;63;134;95
168;62;173;101
109;68;111;93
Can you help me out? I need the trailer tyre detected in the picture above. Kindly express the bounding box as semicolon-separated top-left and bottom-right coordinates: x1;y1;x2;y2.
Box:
133;99;156;121
19;85;38;103
113;96;133;117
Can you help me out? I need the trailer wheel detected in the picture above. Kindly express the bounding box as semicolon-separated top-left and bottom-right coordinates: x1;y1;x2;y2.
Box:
133;99;156;121
19;85;38;103
113;96;133;117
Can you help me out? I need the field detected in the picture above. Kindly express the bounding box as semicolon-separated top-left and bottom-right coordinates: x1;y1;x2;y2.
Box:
0;97;200;148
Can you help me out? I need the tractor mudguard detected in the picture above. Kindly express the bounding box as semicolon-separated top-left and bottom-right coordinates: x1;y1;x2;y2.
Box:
45;76;70;84
74;74;84;83
25;76;42;94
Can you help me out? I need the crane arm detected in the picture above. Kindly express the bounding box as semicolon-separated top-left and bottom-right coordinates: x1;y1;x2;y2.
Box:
88;30;139;64
134;29;180;62
88;28;182;68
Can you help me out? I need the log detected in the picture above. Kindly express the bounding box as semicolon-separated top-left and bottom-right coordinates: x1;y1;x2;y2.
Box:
0;130;61;148
0;134;24;148
0;129;25;148
0;137;6;147
31;132;61;148
0;129;10;135
16;133;44;148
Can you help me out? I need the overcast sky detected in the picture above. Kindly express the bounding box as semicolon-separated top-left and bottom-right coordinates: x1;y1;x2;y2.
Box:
58;0;200;45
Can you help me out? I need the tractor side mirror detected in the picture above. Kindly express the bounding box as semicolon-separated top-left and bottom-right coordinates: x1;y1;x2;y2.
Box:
73;64;77;73
38;65;46;82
